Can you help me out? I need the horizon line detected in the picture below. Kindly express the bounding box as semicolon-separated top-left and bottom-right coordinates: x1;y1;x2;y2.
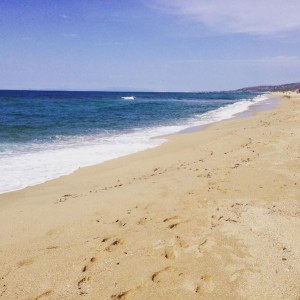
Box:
0;81;299;94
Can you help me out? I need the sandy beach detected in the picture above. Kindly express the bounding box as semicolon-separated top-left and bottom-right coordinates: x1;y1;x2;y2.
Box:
0;92;299;299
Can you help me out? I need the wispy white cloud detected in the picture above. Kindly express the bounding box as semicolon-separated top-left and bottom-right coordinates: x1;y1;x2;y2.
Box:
151;0;300;35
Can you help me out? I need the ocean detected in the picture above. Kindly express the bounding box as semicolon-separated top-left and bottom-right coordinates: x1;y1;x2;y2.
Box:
0;90;267;194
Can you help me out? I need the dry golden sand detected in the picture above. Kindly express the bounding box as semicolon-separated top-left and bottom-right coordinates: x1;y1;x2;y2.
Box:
0;93;299;300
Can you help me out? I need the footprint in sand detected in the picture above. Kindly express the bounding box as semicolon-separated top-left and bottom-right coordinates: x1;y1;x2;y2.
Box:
101;236;113;243
111;290;129;300
105;239;124;252
169;223;180;229
195;274;215;294
45;245;59;250
163;216;189;229
169;220;190;230
82;257;96;273
17;257;35;268
33;290;53;299
115;218;129;227
175;235;190;248
163;216;180;229
198;239;216;253
45;226;64;237
163;216;179;223
137;217;147;225
111;284;145;300
151;266;177;283
76;257;98;296
55;193;78;204
77;276;90;295
164;246;177;259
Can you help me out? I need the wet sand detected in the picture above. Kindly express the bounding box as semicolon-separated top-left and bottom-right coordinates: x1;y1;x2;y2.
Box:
0;92;299;299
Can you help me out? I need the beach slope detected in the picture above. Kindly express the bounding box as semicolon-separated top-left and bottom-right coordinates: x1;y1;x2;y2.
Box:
0;93;299;299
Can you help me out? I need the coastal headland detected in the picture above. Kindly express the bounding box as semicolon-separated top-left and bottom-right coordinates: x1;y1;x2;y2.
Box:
0;92;299;299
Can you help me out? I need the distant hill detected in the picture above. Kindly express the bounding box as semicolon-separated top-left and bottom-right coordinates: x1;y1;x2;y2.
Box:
234;82;300;92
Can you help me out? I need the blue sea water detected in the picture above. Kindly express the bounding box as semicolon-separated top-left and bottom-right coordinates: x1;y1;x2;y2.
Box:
0;90;266;193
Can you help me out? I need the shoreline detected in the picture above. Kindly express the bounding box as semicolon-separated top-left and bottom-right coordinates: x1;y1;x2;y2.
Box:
0;93;273;196
175;93;279;135
0;92;299;299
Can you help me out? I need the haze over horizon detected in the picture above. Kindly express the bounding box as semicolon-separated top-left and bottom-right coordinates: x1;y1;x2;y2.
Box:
1;0;300;92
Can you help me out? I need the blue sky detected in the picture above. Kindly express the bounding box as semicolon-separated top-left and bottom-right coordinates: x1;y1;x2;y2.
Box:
1;0;300;91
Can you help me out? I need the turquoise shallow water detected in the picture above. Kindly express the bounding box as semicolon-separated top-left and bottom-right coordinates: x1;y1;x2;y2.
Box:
0;90;264;193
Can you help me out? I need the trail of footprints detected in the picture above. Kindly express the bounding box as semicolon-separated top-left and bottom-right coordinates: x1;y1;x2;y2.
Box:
209;202;249;230
54;153;218;204
6;200;252;299
77;205;225;297
75;197;250;297
55;139;259;205
9;199;248;298
108;214;216;298
77;235;126;296
75;212;196;297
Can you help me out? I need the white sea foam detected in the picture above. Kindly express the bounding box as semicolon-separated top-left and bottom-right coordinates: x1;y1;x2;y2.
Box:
0;94;269;194
191;94;269;126
122;96;135;100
